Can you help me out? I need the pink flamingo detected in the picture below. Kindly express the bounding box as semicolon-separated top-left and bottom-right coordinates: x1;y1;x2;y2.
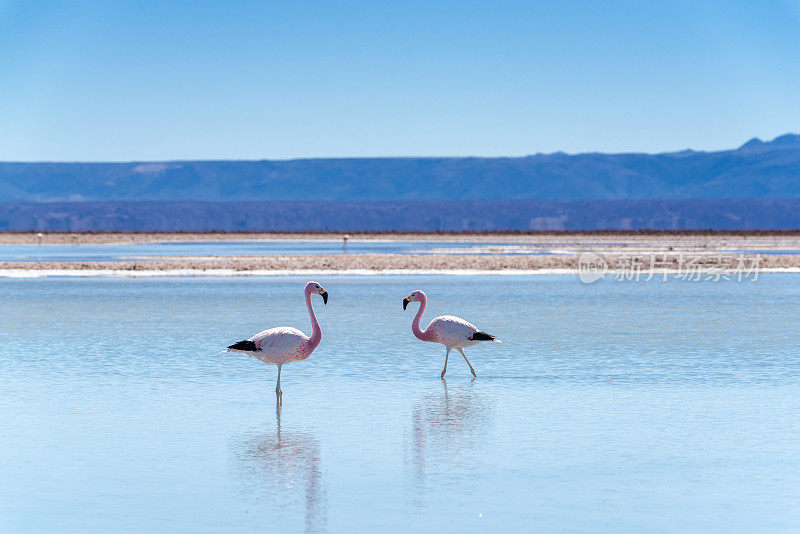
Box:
226;281;328;404
403;290;500;378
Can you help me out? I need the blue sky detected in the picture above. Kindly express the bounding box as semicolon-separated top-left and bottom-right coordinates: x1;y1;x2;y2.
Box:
1;0;799;161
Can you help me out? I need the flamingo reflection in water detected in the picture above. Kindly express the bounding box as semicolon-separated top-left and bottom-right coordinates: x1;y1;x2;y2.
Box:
238;405;326;533
405;380;491;505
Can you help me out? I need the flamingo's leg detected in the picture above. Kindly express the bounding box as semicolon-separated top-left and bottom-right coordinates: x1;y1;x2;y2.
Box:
276;364;283;404
457;348;477;377
441;348;450;379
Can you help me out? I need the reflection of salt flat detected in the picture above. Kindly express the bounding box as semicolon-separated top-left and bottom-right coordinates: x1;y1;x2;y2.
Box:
574;248;762;255
420;242;800;255
422;245;571;255
0;268;583;277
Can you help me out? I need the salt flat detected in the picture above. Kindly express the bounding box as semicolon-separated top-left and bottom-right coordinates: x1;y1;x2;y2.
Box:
3;232;800;276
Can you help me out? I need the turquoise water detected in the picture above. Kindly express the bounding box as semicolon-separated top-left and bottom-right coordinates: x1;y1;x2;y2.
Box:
2;275;800;532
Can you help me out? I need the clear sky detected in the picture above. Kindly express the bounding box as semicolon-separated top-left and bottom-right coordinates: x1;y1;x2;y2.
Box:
1;0;799;161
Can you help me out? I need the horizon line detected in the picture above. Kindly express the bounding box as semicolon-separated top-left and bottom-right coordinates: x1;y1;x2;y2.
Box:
2;133;796;165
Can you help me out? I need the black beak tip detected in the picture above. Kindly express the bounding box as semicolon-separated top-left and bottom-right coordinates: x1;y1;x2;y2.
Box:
322;292;328;305
403;298;409;310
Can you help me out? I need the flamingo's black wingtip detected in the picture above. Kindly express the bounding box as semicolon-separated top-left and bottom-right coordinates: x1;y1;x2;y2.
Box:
228;340;259;351
470;331;496;342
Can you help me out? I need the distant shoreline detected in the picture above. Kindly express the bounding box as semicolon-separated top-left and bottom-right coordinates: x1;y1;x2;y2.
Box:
4;230;800;245
3;232;800;275
1;251;798;274
3;268;799;278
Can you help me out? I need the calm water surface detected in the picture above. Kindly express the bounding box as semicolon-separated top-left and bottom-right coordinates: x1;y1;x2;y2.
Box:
0;241;552;261
4;241;798;262
2;275;800;532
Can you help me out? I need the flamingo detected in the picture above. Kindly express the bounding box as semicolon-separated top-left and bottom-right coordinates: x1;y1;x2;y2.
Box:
403;290;500;378
226;281;328;404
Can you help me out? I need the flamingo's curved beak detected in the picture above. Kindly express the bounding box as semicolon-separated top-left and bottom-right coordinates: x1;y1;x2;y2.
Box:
320;289;328;305
403;297;410;310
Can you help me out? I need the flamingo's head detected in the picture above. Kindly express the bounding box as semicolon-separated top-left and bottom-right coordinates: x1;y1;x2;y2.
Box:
403;290;425;310
306;281;328;305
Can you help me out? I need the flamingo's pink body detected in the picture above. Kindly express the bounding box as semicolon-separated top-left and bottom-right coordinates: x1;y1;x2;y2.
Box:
237;325;320;366
404;290;499;378
226;281;327;402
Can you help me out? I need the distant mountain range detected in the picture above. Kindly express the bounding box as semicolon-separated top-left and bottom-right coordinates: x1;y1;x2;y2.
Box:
2;134;799;231
2;134;799;202
3;199;800;232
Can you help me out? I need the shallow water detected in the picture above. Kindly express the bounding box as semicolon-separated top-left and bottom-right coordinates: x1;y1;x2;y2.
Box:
3;241;799;262
2;275;800;532
0;241;554;261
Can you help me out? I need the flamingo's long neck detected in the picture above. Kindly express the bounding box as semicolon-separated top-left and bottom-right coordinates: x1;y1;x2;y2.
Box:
305;288;322;350
412;294;430;341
